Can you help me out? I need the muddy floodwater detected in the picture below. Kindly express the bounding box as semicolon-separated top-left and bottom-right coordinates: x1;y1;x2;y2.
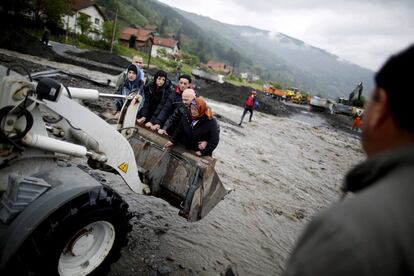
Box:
106;100;363;276
0;48;364;276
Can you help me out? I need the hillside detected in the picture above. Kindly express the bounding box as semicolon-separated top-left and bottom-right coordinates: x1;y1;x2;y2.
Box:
99;0;374;98
177;10;374;98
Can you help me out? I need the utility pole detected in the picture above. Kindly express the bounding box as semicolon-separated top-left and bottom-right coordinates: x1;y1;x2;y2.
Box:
74;12;78;45
147;33;154;69
110;7;118;53
65;15;70;43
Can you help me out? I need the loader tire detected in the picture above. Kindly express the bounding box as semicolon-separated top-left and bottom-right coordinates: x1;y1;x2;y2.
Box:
8;185;132;276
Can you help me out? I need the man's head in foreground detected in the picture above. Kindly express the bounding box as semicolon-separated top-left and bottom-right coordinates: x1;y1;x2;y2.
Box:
362;45;414;157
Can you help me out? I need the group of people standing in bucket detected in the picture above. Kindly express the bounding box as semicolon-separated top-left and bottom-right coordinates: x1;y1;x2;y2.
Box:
114;55;219;157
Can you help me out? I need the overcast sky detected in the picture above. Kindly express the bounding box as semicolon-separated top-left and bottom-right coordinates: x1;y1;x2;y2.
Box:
157;0;414;71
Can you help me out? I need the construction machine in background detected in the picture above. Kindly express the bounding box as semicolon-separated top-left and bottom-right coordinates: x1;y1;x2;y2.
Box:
263;85;286;100
0;66;226;275
285;88;309;105
333;98;354;115
333;82;364;116
309;96;329;111
263;85;309;105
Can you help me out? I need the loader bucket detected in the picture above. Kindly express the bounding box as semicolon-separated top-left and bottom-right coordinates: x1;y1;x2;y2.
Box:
129;126;226;222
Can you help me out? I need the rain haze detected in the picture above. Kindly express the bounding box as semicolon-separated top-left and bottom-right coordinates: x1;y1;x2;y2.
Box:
158;0;414;71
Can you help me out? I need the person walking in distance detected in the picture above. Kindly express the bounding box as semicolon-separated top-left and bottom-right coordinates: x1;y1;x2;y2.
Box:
239;90;258;126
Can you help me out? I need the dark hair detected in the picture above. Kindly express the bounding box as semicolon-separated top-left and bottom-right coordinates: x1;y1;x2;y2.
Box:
375;44;414;132
153;70;167;88
179;74;192;83
154;70;167;80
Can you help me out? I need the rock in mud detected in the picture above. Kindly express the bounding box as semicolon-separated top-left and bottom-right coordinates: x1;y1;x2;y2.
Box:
221;263;239;276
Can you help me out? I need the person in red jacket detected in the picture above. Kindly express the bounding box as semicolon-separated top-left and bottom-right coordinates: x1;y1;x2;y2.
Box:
238;90;258;126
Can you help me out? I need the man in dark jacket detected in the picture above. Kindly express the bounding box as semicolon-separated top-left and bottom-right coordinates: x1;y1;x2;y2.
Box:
158;88;196;135
284;44;414;276
150;74;192;131
137;70;172;125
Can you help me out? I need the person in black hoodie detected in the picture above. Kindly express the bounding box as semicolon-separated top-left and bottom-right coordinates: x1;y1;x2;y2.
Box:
137;70;172;125
149;74;192;131
164;97;219;157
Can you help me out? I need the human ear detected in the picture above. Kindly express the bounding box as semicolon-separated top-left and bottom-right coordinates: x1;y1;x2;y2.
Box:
370;88;390;129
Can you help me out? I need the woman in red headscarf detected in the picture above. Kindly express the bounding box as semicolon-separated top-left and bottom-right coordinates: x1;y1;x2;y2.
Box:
164;97;220;156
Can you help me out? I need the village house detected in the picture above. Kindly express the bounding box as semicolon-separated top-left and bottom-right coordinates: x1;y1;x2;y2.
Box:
206;60;232;75
151;37;179;58
62;0;107;40
240;72;249;80
119;27;154;49
119;27;180;58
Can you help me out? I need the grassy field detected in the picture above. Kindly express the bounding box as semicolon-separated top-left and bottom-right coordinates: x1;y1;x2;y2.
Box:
224;76;264;91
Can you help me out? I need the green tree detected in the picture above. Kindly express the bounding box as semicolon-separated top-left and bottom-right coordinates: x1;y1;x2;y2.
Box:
96;0;118;10
175;27;182;42
195;40;208;63
35;0;70;27
159;17;168;36
224;48;242;67
181;52;199;67
77;13;92;35
102;20;119;42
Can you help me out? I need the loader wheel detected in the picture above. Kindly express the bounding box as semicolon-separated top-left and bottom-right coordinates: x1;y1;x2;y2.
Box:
9;185;132;276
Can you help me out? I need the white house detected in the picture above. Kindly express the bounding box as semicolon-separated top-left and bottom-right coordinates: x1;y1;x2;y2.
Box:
240;72;248;79
150;37;180;58
62;0;106;40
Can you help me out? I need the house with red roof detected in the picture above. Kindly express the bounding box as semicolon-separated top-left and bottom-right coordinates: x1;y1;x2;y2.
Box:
119;27;154;49
119;27;180;58
206;60;232;75
151;36;180;58
62;0;107;40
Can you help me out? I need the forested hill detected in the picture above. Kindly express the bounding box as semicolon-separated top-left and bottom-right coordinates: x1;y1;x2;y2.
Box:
98;0;374;98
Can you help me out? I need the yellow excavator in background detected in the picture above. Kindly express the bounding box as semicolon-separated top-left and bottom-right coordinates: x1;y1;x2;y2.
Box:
286;88;309;105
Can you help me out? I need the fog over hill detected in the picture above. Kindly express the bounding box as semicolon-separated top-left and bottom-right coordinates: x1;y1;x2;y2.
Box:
175;8;374;99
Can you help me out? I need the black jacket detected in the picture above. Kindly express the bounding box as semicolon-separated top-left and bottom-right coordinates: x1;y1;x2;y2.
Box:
284;145;414;276
171;114;220;156
162;102;188;135
139;79;172;122
153;86;182;126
